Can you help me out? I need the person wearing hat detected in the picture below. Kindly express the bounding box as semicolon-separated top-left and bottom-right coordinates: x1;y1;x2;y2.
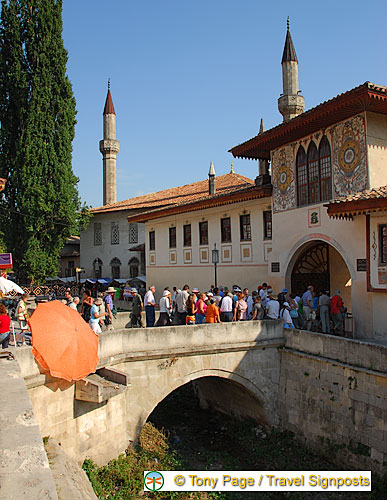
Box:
278;288;288;308
156;290;172;327
89;297;106;334
130;288;143;328
104;287;116;327
279;302;294;329
265;292;280;319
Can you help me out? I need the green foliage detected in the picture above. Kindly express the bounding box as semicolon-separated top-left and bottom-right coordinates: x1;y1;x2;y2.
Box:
0;0;89;282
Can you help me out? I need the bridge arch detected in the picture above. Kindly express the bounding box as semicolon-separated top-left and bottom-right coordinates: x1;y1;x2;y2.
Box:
133;368;272;440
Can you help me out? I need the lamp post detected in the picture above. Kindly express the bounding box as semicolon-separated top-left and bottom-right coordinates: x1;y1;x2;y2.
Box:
212;243;219;288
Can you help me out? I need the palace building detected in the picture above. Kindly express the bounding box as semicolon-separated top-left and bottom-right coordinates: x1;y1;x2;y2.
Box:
126;24;386;339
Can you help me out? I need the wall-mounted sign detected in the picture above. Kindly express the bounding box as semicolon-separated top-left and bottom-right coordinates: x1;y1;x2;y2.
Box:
356;259;367;272
271;262;280;273
0;253;12;269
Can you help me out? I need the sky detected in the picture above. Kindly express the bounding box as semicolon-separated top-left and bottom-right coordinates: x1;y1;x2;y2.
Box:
61;0;386;208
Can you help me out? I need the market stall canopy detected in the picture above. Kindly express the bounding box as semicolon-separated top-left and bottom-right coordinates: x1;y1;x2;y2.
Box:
29;301;99;382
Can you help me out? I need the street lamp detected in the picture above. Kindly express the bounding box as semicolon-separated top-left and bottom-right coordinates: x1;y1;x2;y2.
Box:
211;243;219;288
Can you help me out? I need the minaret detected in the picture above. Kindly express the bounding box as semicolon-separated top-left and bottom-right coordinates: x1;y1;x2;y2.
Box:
278;18;305;122
208;161;216;195
99;80;119;205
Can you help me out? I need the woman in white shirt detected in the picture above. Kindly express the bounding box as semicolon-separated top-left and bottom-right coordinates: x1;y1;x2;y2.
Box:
156;290;172;327
280;302;294;329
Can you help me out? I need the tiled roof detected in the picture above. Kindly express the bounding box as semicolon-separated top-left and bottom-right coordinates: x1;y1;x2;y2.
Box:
328;186;387;205
91;173;256;214
325;186;387;219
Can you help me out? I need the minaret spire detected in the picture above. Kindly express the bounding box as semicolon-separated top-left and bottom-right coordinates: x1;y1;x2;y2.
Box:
278;19;305;122
208;161;216;195
99;81;119;205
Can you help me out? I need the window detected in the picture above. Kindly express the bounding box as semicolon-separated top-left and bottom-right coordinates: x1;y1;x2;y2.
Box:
128;257;139;278
110;257;121;279
183;224;191;246
169;227;176;248
149;231;155;251
307;142;319;204
93;258;103;278
240;214;251;241
221;217;231;243
111;222;119;245
263;211;272;239
199;221;208;245
296;147;308;206
380;225;387;265
65;261;75;277
296;137;332;207
94;223;102;246
129;223;138;244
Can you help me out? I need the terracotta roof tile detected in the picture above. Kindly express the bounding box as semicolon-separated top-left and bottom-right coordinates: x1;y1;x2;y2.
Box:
328;186;387;205
91;173;256;214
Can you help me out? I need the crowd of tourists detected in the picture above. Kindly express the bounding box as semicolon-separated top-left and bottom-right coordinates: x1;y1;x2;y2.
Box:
126;283;347;335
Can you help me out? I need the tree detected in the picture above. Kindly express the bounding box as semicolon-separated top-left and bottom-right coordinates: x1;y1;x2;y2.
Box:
0;0;88;282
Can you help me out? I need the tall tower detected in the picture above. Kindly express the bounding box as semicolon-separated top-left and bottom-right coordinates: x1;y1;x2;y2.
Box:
278;19;305;122
99;81;119;205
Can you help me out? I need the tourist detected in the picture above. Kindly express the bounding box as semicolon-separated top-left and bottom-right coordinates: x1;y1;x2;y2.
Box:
185;294;196;325
17;293;30;332
319;290;331;334
69;296;80;312
251;295;265;320
330;290;345;335
104;287;116;327
64;290;73;307
130;288;143;328
206;298;221;323
175;285;189;325
81;289;93;322
277;288;288;307
259;283;268;306
288;293;301;329
144;285;156;327
243;288;253;319
218;286;225;298
220;291;233;322
195;293;207;324
266;293;280;319
89;298;106;334
213;288;222;307
156;290;172;327
302;285;314;330
0;303;11;348
234;291;248;321
280;302;294;328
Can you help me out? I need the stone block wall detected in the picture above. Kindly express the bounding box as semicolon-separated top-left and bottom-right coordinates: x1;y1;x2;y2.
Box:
279;330;387;474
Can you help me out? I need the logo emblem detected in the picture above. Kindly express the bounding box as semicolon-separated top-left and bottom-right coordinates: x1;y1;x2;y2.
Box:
144;471;164;491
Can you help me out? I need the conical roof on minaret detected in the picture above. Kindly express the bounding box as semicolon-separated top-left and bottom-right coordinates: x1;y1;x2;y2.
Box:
281;21;298;63
103;81;116;115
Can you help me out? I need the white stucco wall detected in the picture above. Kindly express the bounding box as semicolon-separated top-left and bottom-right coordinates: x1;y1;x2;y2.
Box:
80;211;145;279
145;198;272;297
366;111;387;189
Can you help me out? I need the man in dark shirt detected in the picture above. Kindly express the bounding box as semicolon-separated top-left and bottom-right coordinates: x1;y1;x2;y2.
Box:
130;288;143;328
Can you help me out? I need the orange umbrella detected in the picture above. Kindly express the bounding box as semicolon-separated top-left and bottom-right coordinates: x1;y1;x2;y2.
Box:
29;300;99;382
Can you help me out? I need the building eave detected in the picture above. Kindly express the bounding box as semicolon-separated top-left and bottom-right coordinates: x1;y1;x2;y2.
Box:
127;185;272;223
230;82;387;160
324;198;387;220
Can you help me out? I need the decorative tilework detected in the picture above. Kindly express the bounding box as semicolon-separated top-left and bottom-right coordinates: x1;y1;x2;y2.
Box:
272;144;296;213
331;115;367;197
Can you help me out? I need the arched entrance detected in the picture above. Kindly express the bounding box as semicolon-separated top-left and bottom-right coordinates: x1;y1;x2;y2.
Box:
291;242;330;295
289;240;352;311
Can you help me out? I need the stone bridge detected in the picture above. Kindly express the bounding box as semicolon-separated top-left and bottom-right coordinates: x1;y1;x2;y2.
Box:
8;321;387;476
